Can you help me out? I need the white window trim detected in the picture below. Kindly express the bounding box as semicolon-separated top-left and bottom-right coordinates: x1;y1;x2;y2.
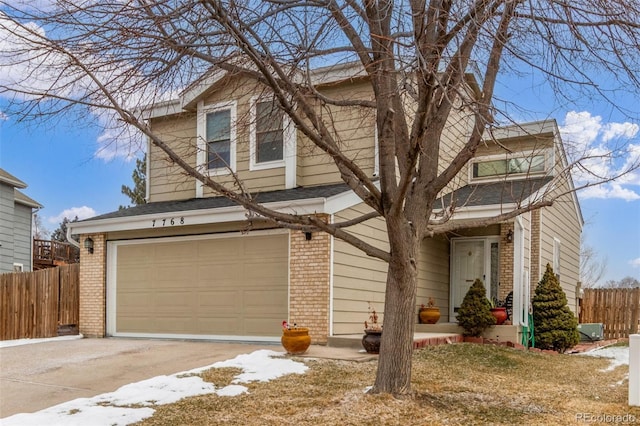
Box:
373;129;379;177
553;237;561;276
249;96;287;171
469;149;551;183
197;100;237;177
13;263;24;272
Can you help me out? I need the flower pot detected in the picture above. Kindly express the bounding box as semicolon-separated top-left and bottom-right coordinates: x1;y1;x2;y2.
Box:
281;327;311;355
419;307;440;324
490;307;508;325
362;329;382;354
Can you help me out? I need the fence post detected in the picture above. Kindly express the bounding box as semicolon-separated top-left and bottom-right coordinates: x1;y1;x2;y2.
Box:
631;334;639;407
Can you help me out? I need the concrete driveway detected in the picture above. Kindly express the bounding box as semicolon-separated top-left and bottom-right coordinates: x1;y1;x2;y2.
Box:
0;337;274;418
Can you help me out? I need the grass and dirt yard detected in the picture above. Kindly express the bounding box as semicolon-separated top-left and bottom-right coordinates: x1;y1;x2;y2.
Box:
137;343;638;426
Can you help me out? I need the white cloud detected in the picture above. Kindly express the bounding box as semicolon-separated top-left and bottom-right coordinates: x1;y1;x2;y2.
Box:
578;183;640;201
630;258;640;268
559;111;602;153
48;206;97;224
602;122;640;142
560;111;640;201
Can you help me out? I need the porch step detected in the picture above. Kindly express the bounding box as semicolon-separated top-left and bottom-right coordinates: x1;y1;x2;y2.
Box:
327;332;463;351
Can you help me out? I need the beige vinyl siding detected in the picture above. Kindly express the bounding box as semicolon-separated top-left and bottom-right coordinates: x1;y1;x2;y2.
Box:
475;135;554;158
298;80;376;187
148;113;198;202
538;179;582;314
332;202;389;335
417;236;450;322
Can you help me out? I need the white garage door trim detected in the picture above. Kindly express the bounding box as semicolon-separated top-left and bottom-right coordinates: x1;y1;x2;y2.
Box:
106;229;289;342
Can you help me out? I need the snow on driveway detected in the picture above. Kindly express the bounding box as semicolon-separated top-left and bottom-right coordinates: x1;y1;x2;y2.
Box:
1;349;308;426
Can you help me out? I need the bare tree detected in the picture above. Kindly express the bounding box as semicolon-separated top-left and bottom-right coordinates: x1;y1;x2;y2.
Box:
1;1;639;396
603;276;640;288
32;212;49;240
580;238;607;289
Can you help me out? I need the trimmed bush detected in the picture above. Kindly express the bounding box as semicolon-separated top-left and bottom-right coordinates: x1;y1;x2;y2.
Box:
532;263;580;353
457;278;496;337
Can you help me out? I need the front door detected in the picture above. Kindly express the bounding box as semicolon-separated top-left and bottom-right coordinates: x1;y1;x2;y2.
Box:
450;238;499;319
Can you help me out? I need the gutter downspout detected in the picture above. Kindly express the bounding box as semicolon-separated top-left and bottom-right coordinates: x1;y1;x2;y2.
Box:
66;224;81;249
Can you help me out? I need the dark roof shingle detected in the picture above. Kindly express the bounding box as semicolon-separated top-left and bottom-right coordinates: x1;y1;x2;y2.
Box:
83;182;352;222
438;177;553;208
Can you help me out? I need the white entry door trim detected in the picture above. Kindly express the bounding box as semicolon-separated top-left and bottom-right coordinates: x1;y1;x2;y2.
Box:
450;237;500;320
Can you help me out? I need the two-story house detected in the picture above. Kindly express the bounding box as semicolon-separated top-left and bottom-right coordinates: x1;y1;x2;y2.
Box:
0;168;42;273
69;63;582;344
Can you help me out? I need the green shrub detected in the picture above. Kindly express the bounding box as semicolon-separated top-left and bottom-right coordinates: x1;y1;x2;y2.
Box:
457;278;496;337
532;264;580;353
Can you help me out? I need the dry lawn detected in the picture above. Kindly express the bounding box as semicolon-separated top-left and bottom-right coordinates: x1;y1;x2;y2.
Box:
136;344;638;425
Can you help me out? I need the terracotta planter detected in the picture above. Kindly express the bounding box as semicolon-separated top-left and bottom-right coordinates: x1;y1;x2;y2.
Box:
419;307;440;324
281;327;311;355
490;307;508;325
362;329;382;354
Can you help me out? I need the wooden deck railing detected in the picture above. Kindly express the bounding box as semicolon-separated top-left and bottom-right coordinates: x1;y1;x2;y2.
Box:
33;239;79;269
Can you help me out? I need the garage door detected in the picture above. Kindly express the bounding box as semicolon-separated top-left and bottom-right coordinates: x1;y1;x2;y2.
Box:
111;232;288;339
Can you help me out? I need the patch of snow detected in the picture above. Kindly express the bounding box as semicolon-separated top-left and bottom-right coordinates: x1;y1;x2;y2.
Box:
1;403;154;426
1;349;307;425
216;385;248;397
580;346;629;371
92;375;217;406
205;349;309;383
0;334;84;348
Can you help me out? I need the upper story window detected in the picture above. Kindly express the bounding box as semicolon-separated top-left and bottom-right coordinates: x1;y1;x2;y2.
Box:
197;100;237;175
256;101;283;163
471;153;546;180
250;98;290;170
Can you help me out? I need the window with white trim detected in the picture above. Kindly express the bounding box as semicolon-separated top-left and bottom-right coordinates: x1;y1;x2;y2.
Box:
13;263;23;272
250;98;289;170
471;153;546;179
197;101;236;175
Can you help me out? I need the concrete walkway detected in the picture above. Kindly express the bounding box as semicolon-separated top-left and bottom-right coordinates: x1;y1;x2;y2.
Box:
0;337;373;418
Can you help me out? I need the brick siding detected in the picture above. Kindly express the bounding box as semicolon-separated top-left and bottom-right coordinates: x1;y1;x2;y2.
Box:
288;221;331;344
499;223;514;301
78;233;106;337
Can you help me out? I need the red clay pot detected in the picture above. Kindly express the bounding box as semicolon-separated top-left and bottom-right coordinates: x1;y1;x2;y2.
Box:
490;307;508;325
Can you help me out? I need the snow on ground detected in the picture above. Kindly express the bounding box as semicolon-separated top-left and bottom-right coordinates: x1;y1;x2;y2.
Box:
1;349;307;426
579;345;629;371
0;334;83;348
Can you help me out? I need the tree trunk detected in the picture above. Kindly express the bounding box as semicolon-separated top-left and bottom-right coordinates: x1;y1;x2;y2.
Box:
371;220;419;396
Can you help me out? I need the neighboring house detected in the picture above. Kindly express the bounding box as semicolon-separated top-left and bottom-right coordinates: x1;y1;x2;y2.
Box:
0;168;43;273
69;63;582;343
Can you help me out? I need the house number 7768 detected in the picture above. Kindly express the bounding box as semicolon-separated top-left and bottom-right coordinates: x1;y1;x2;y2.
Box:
152;217;185;227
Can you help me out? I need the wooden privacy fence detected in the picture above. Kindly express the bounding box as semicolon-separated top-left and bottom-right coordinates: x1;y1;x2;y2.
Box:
580;288;640;339
0;263;79;341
